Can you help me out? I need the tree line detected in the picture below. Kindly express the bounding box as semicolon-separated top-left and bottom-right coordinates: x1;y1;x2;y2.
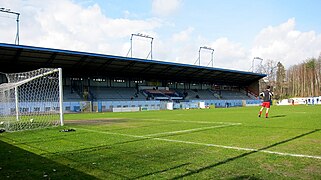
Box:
256;54;321;100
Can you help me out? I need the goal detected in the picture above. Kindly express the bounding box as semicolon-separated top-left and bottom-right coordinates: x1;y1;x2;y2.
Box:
0;68;64;131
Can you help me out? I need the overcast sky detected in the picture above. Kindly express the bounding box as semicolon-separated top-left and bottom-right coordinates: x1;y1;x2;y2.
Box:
1;0;321;71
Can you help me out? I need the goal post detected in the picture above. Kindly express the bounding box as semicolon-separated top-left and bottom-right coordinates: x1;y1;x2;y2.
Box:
0;68;64;131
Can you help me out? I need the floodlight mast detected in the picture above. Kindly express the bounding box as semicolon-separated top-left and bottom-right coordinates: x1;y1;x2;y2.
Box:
252;57;263;72
0;8;20;45
129;33;154;60
196;46;215;67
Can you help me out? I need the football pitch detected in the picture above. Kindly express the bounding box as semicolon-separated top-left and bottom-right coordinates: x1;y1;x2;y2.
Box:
1;105;321;179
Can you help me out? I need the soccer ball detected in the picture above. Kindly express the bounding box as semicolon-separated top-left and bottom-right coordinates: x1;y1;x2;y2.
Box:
30;119;34;122
0;121;4;125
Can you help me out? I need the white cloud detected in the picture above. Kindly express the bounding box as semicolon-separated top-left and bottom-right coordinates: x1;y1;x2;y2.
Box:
153;28;200;65
169;18;321;72
250;18;321;68
152;0;182;17
1;1;321;73
0;0;163;56
154;30;249;71
209;38;249;71
172;27;194;42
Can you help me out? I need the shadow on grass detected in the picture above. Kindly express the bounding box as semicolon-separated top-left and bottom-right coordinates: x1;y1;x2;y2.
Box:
228;175;262;180
172;129;320;179
49;137;152;156
0;140;97;180
132;162;191;179
269;114;287;118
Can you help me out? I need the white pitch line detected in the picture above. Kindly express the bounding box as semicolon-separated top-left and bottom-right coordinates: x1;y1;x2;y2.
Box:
144;124;238;137
128;118;241;125
77;128;321;160
152;138;321;160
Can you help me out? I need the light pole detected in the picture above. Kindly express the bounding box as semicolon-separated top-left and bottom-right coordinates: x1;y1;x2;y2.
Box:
128;33;154;60
252;57;263;73
0;8;20;45
195;46;215;67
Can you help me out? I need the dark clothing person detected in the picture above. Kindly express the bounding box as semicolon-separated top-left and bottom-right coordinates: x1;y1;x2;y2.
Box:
258;86;273;118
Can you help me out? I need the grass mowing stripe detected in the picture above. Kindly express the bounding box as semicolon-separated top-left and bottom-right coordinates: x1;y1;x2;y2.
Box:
77;127;321;160
144;124;240;137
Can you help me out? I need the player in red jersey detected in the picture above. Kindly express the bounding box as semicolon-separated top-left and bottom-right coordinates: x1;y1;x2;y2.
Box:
258;85;273;118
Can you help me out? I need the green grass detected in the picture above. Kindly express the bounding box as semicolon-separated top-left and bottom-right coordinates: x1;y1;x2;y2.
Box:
1;105;321;179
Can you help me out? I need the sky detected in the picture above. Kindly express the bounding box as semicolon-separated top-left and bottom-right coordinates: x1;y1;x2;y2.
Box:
1;0;321;72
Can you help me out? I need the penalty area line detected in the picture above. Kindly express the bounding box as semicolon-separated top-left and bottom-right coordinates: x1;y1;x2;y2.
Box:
127;118;241;125
144;124;240;137
77;128;321;160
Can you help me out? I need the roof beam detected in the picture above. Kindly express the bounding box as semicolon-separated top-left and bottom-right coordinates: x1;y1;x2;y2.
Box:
118;61;138;73
188;68;207;77
156;65;174;74
44;52;57;66
138;63;156;74
196;71;224;83
74;55;88;67
173;66;190;75
96;58;115;72
12;48;22;64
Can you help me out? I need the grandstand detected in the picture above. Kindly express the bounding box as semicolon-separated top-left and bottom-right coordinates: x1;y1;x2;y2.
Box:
0;43;266;111
63;86;82;101
90;87;145;101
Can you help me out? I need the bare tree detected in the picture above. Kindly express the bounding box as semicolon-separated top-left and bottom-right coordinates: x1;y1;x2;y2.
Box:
259;59;278;93
285;57;321;97
275;62;286;99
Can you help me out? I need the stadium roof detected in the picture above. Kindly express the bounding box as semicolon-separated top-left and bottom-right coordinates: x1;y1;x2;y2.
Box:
0;43;266;85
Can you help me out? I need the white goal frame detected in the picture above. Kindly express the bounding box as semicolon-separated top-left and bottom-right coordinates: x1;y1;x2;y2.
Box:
0;68;64;131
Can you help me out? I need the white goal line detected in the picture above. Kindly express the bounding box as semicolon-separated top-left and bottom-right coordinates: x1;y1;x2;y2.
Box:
78;128;321;160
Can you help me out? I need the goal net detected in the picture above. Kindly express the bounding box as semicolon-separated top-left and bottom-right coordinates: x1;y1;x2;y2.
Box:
0;68;64;132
